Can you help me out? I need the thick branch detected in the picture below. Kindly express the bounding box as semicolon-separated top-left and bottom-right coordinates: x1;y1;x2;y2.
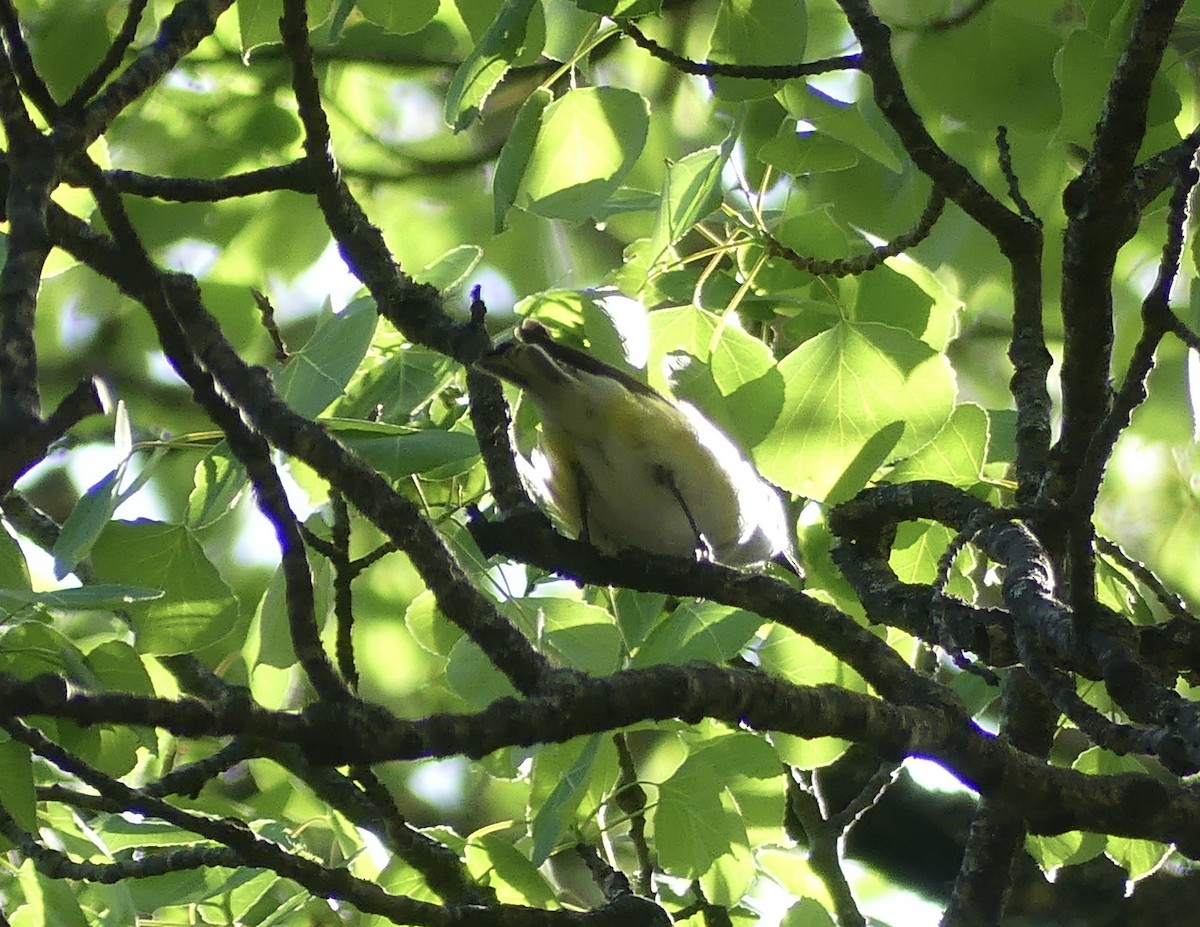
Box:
942;672;1055;927
1055;0;1186;539
4;666;1200;854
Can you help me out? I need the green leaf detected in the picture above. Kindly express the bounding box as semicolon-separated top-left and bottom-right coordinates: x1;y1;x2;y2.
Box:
334;424;481;479
530;735;603;864
582;289;653;371
405;588;463;657
446;636;518;709
24;0;110;100
125;864;267;912
696;731;783;780
52;468;125;580
780;897;837;927
1095;554;1157;626
1053;33;1110;147
93;726;141;778
516;289;654;378
275;296;379;418
227;871;290;922
648;305;783;453
336;342;457;425
541;1;598;62
1025;830;1107;874
701;835;754;906
0;585;164;611
889;521;968;593
355;0;438;34
208;193;326;284
0;621;91;683
1104;833;1172;882
757;125;859;176
247;553;332;672
766;204;852;265
515;87;650;222
16;861;90;927
464;832;557;905
186;443;247;529
888;403;989;486
645;139;733;264
0;525;30;592
91;521;239;656
655;754;747;877
756;320;957;499
415;244;483;291
855;253;964;352
494;88;555;232
1070;748;1172;881
597;186;661;216
445;0;544;131
707;0;807;101
572;0;661;14
758;846;828;904
777;82;903;173
0;739;36;837
821;421;905;507
903;5;1061;132
505;597;622;675
517;288;592;340
758;624;865;691
610;588;668;651
739;96;791;189
55;439;169;576
632;602;762;667
86;641;156;697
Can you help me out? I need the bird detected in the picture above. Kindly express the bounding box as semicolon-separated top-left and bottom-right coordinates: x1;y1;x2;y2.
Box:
475;319;801;576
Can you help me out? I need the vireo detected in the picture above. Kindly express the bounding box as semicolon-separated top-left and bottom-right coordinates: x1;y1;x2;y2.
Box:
477;320;801;576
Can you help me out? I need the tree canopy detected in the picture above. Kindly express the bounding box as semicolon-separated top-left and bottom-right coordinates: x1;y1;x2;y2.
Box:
2;0;1200;924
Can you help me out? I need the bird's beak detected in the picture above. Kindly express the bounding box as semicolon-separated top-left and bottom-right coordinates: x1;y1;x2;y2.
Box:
475;338;573;390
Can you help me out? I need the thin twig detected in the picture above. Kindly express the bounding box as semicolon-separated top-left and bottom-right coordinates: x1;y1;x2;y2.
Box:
618;19;861;79
761;186;946;278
